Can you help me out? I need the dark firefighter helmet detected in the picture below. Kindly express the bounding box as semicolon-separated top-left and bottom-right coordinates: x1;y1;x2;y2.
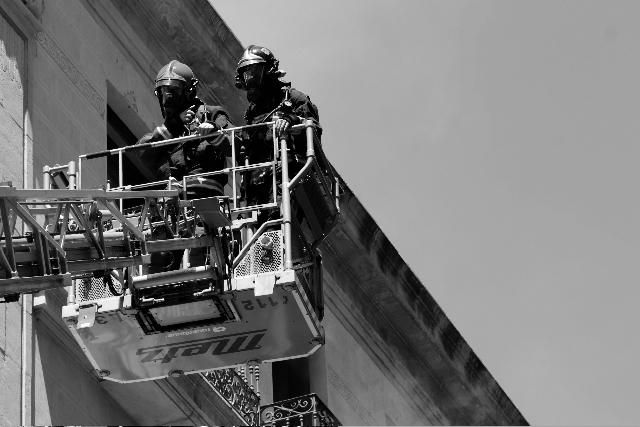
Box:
154;60;198;96
153;60;198;117
235;45;285;89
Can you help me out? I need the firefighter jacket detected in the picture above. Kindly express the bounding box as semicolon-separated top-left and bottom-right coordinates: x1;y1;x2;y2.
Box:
136;105;231;197
243;86;319;164
241;85;319;205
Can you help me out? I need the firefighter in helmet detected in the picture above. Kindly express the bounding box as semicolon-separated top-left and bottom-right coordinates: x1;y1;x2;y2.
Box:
235;45;320;209
137;60;231;199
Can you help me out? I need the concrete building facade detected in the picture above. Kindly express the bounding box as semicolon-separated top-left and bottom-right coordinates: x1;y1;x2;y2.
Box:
0;0;527;425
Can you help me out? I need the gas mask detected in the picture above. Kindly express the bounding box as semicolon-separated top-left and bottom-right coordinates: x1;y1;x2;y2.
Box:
157;84;188;118
240;63;266;90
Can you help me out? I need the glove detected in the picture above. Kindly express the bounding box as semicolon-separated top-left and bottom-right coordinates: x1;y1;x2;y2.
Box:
197;122;228;151
197;111;228;137
274;116;291;137
180;107;196;124
197;121;216;136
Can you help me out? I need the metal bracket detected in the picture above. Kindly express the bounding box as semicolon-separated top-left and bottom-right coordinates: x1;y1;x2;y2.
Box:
77;304;98;329
140;296;165;305
254;273;276;297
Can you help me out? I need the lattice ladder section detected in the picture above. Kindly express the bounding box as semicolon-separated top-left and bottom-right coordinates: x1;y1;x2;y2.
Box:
0;186;178;300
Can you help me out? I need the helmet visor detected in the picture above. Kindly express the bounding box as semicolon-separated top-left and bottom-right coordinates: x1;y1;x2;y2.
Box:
240;63;266;89
155;78;187;90
158;84;185;97
157;84;187;113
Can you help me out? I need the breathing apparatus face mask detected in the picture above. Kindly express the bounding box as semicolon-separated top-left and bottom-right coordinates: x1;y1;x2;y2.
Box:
159;84;186;108
241;63;266;90
156;82;189;117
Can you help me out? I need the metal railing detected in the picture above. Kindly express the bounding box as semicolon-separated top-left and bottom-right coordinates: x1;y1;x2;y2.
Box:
77;119;326;274
3;120;336;299
260;393;341;427
202;365;261;425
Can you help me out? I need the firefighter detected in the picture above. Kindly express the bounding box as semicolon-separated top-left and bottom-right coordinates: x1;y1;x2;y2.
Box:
234;45;320;209
136;60;232;272
137;60;231;199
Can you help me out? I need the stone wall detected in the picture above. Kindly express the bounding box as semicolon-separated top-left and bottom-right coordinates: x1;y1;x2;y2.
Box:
313;179;527;425
0;0;245;424
0;7;28;426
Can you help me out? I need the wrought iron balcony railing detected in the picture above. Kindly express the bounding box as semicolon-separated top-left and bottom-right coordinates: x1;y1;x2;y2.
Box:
201;366;261;425
260;393;341;427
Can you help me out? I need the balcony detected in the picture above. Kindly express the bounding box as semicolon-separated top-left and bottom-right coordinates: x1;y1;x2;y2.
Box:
260;393;341;427
201;367;261;425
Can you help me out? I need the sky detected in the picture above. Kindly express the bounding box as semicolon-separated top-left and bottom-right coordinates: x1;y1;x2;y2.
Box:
211;1;640;425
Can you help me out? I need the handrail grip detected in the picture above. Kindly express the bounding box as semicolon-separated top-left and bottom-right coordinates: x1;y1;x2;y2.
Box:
289;120;318;189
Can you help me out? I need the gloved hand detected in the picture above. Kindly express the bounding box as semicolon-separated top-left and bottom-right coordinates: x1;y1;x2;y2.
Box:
274;117;291;137
164;107;197;133
179;108;196;125
197;122;228;149
197;121;216;136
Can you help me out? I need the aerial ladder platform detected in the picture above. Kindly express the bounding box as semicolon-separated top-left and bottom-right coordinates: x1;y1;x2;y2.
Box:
0;120;339;383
